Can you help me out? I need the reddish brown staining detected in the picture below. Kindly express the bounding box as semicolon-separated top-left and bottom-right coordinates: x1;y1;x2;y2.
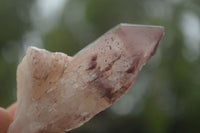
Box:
150;34;163;57
126;65;137;73
78;113;91;122
88;70;115;103
87;54;123;103
91;54;97;61
102;64;112;72
102;55;121;72
53;98;57;103
113;54;121;61
94;78;115;103
150;41;159;57
88;61;97;70
88;55;121;82
111;86;129;103
104;90;114;103
110;79;134;103
88;67;103;83
87;54;98;70
126;56;141;74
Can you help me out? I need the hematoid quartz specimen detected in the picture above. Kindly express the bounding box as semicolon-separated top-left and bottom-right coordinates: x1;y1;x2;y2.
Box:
8;24;164;133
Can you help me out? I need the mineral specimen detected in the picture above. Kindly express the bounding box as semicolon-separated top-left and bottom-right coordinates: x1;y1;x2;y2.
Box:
8;24;164;133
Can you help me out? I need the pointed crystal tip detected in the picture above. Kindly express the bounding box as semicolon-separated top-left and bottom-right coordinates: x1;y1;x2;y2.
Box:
112;23;164;57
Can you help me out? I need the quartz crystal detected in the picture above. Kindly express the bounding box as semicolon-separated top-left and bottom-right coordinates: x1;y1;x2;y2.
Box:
8;24;164;133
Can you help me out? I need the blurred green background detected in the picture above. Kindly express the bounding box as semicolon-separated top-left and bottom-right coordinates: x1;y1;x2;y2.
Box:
0;0;200;132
